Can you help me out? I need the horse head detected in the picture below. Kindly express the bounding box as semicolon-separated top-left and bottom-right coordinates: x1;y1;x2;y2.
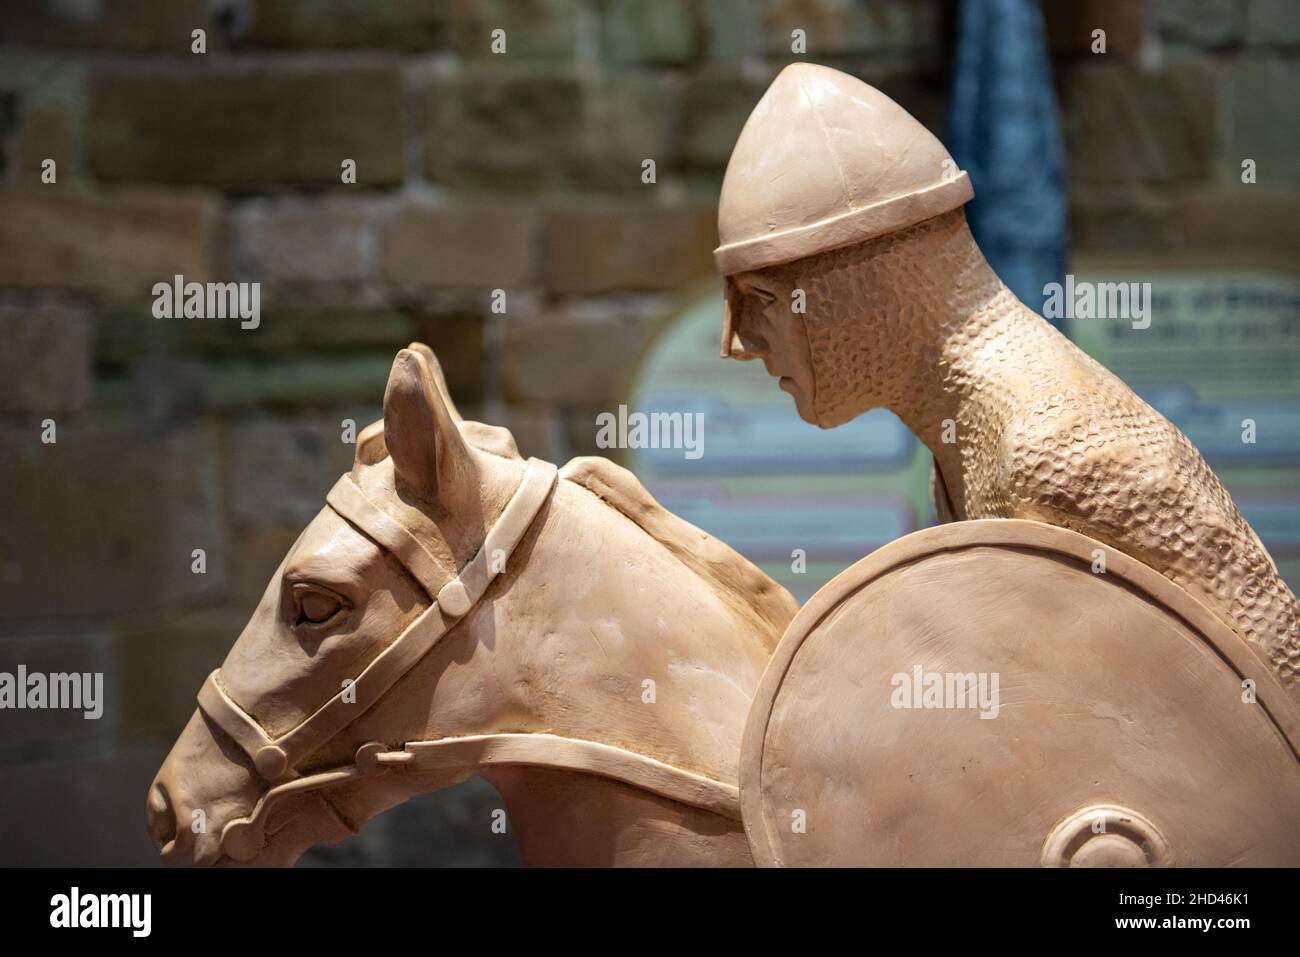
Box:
148;344;795;866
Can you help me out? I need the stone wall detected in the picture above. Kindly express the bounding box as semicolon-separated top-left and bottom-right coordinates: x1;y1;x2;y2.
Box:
1060;0;1300;257
0;0;1296;865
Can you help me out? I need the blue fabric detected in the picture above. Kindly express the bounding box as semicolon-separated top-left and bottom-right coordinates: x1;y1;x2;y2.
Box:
947;0;1068;331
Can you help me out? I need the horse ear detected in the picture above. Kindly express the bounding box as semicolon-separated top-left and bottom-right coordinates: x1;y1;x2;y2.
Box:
382;349;476;502
355;419;387;466
404;341;463;424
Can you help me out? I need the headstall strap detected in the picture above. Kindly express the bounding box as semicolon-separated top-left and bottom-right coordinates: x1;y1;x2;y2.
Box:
195;458;559;859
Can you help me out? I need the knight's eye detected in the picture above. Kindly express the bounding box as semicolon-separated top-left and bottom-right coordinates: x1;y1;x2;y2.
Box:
291;583;346;626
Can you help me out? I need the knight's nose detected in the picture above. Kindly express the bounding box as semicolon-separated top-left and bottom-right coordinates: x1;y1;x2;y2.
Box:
146;781;177;851
724;332;759;361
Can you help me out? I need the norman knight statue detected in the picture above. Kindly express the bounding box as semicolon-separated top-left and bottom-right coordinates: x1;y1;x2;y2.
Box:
714;64;1299;706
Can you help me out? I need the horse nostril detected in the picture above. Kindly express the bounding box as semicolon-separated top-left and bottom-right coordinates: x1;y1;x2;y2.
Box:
147;783;177;850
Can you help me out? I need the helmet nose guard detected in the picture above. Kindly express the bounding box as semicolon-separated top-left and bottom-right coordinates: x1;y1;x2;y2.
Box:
713;63;973;277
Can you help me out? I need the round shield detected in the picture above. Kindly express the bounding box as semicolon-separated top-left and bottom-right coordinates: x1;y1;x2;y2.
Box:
741;519;1300;866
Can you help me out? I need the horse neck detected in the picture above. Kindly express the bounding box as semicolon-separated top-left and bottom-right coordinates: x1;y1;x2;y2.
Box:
489;477;776;786
329;471;773;866
453;477;772;865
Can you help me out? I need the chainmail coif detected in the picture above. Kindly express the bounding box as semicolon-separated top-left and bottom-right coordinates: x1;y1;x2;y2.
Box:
756;209;1300;701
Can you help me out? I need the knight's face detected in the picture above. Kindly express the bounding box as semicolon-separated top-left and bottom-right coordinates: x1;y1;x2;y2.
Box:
723;270;819;424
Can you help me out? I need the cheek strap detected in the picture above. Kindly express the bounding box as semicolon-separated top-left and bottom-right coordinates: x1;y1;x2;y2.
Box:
194;459;559;860
192;456;743;863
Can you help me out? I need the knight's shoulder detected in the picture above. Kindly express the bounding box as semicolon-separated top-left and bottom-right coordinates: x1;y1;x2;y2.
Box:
993;396;1177;504
998;389;1174;457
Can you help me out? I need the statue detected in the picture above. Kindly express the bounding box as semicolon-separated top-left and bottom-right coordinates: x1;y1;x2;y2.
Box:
149;64;1300;868
716;64;1299;700
717;64;1300;866
148;344;795;866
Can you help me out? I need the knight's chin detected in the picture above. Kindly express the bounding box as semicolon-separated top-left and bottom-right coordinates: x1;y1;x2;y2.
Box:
806;399;858;430
779;378;819;426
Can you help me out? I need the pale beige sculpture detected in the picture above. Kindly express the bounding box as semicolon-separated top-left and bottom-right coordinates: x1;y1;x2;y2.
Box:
149;344;795;866
150;64;1300;868
718;63;1300;866
717;63;1299;703
742;519;1300;866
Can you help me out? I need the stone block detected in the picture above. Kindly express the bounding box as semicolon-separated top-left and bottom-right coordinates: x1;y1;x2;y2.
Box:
761;0;941;58
449;0;578;59
1228;59;1300;181
502;310;660;405
383;203;536;294
683;67;771;171
93;307;414;369
0;745;168;865
1244;0;1300;46
89;65;405;187
1061;58;1222;185
701;0;763;59
492;404;566;462
205;355;397;410
0;422;226;617
0;619;116;754
1182;188;1300;250
0;0;210;51
598;0;695;64
1069;186;1184;251
1154;0;1241;47
0;189;219;304
232;197;381;295
1045;0;1146;55
409;312;486;403
112;606;245;750
541;204;717;294
238;0;447;50
223;413;357;528
0;303;91;413
580;71;684;189
425;66;585;189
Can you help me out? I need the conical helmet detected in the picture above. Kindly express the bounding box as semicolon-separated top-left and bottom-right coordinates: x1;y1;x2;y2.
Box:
714;63;973;276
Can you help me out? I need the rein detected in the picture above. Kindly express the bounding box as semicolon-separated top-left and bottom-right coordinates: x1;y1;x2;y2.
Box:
196;457;739;862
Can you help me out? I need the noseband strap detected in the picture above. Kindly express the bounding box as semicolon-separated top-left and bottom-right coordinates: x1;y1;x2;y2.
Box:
196;457;558;859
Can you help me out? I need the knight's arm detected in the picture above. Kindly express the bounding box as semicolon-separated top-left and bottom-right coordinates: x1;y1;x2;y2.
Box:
930;458;956;525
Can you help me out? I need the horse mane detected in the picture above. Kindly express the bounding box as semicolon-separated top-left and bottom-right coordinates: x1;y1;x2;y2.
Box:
559;456;798;645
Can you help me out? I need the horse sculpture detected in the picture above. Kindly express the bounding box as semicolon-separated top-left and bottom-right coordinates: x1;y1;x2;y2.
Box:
147;344;796;867
150;343;1300;867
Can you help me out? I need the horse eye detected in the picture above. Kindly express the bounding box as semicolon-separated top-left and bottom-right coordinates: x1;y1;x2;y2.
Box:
291;584;344;626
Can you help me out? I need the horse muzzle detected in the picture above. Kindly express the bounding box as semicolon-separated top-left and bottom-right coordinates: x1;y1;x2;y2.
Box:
147;706;324;867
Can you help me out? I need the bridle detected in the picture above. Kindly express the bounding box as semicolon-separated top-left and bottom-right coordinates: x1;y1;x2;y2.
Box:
197;457;560;861
196;456;745;861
